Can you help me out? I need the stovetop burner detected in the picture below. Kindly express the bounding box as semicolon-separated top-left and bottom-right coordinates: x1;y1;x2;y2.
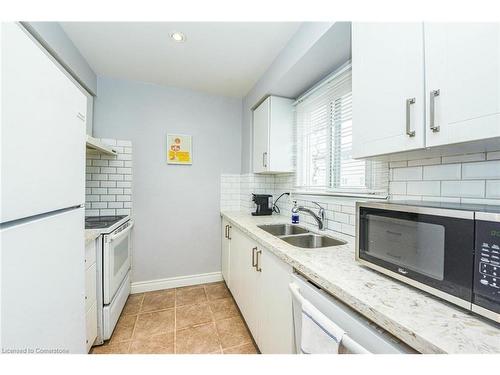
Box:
85;215;127;229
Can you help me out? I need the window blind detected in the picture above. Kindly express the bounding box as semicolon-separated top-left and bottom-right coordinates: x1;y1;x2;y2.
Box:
295;67;388;194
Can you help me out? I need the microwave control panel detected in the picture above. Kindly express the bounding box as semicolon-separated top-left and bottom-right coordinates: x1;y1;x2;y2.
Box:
473;219;500;314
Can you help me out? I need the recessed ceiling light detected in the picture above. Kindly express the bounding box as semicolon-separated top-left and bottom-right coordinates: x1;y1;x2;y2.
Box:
170;32;186;42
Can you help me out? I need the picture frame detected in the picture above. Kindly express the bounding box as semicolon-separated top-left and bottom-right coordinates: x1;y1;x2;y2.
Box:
167;134;192;165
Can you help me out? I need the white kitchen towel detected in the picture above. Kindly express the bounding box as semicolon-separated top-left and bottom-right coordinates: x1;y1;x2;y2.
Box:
300;297;346;354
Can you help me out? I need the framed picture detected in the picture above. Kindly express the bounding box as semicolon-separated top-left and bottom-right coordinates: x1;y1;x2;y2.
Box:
167;134;192;165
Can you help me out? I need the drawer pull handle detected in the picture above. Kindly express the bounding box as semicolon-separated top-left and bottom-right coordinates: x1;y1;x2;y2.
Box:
405;98;416;137
429;89;440;133
256;250;262;272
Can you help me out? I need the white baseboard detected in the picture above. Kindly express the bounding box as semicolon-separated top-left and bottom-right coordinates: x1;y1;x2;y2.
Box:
130;271;223;294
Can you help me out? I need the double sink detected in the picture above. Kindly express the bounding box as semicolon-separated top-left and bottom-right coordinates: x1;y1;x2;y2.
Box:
257;224;347;249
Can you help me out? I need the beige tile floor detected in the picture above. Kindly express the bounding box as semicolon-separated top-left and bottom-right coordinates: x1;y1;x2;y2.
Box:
91;281;260;354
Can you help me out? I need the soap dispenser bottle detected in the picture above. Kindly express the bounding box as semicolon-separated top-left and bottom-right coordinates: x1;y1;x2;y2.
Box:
291;201;299;224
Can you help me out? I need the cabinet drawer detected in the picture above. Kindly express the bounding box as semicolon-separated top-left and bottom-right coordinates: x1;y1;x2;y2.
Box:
85;263;97;311
85;238;97;268
85;302;97;353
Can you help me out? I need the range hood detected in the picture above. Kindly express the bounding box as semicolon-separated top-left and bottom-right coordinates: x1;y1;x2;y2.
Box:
85;135;118;156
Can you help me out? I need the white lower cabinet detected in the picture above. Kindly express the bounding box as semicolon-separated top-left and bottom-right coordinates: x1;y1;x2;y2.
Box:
223;222;294;353
221;218;231;288
258;248;294;354
234;230;260;338
85;303;98;352
85;237;98;352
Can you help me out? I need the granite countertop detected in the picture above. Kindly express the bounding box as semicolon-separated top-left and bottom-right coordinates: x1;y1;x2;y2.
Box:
85;229;103;245
221;211;500;354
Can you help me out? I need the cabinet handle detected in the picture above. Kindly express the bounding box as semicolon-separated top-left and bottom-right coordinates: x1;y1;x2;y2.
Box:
429;89;440;133
405;98;416;137
227;225;231;240
252;247;257;268
224;225;228;239
256;250;262;272
262;152;267;168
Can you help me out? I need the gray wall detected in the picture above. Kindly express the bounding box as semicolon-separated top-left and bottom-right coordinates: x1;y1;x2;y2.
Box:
22;22;97;95
94;76;242;283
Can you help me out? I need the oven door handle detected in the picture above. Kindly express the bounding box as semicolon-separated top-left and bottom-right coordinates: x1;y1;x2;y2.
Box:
109;220;134;242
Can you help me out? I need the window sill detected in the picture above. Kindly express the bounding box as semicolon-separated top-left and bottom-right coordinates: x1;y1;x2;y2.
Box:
293;190;388;200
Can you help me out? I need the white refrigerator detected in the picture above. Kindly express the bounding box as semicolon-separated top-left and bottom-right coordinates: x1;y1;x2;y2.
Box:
1;22;87;353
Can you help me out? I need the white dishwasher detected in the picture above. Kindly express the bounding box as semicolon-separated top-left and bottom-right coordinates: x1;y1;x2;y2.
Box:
291;272;417;354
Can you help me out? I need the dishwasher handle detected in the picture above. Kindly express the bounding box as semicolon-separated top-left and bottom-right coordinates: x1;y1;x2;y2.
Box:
289;282;370;354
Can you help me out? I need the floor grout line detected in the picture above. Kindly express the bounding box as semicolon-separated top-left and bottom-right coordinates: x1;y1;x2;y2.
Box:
222;342;256;353
127;315;139;350
95;282;257;355
204;283;224;354
127;293;145;347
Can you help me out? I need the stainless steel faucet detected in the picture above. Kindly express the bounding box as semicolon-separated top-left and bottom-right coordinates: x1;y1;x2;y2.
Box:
295;201;326;230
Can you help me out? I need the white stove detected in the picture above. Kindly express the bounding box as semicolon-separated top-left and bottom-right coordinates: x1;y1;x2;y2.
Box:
89;215;134;344
85;215;127;229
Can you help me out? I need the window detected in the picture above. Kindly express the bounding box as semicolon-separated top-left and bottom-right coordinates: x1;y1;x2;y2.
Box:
295;65;388;195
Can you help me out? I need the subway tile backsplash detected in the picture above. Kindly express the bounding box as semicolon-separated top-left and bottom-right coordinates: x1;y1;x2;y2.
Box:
220;172;362;238
440;180;485;198
221;150;500;239
85;138;133;217
422;164;461;180
389;150;500;204
220;174;241;211
392;166;423;181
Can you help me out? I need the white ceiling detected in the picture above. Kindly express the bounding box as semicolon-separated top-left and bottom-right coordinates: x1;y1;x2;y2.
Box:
60;22;301;97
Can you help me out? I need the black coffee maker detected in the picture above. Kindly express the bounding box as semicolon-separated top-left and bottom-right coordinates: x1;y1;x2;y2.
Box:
251;194;273;216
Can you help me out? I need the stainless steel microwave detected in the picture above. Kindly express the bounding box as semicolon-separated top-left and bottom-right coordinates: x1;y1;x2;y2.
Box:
356;201;500;323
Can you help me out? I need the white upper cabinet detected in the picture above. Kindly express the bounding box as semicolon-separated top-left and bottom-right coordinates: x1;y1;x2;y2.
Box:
352;23;426;158
352;22;500;159
252;96;294;174
424;23;500;147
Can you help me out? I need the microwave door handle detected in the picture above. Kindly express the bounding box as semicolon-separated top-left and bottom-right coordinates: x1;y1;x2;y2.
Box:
109;220;135;242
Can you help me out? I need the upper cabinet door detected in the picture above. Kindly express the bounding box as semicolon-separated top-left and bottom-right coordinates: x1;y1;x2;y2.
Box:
424;23;500;147
352;23;426;158
252;96;293;173
267;96;294;173
252;97;270;173
1;23;87;223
